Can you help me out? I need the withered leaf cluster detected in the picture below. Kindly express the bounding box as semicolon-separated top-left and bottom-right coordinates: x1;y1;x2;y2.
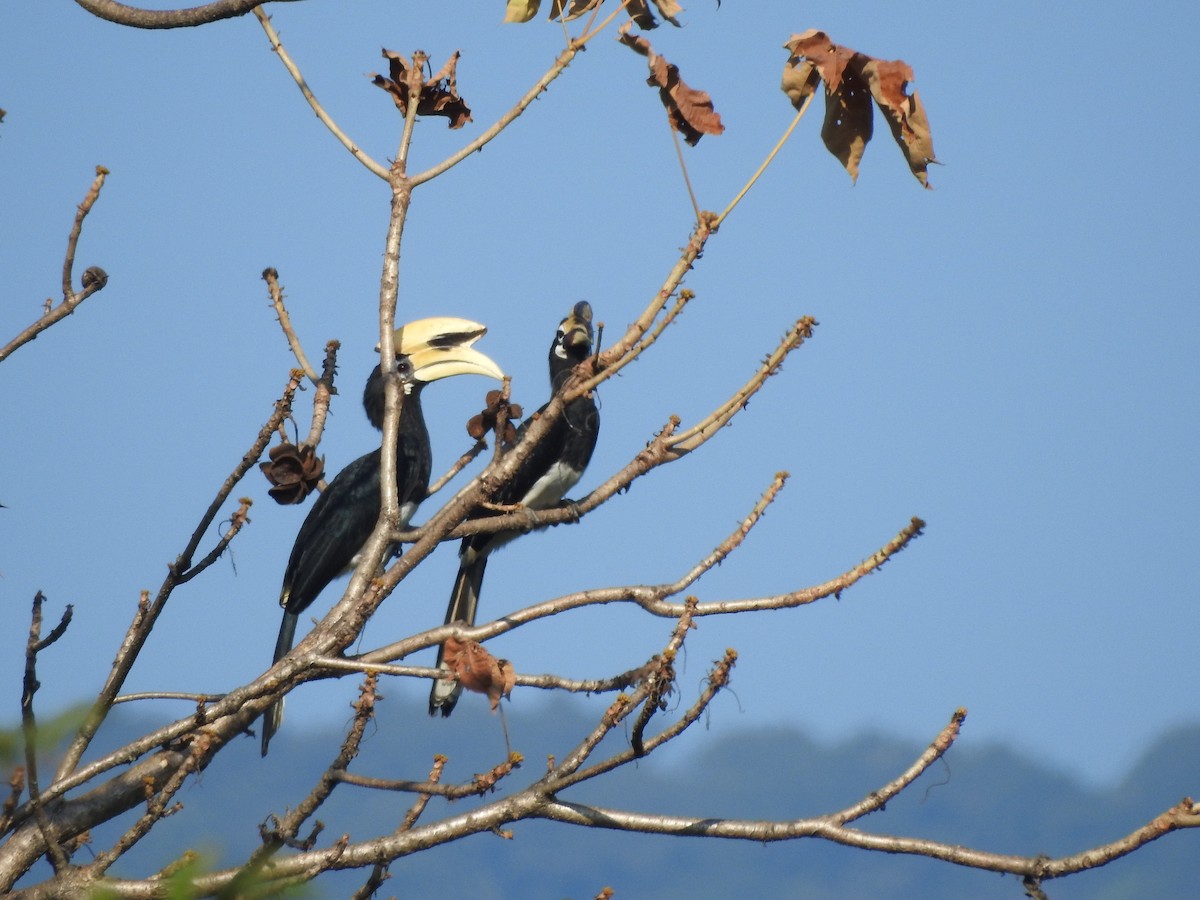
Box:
260;442;324;505
505;0;683;29
467;390;524;449
441;636;515;711
618;23;724;146
371;49;472;130
782;29;937;188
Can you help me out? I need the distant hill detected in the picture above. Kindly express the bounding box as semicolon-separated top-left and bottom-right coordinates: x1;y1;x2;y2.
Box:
25;696;1199;898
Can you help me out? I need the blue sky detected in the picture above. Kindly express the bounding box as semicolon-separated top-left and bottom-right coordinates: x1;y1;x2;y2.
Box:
2;1;1197;789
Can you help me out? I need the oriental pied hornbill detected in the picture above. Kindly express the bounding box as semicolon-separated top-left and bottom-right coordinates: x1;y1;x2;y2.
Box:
262;317;503;755
429;301;599;717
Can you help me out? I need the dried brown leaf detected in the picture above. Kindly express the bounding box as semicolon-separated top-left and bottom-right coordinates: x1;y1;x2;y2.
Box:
650;0;684;27
623;0;659;29
544;0;682;27
782;30;937;188
860;58;937;188
618;23;724;146
503;0;540;23
553;0;601;22
371;49;473;130
779;57;820;109
441;637;514;711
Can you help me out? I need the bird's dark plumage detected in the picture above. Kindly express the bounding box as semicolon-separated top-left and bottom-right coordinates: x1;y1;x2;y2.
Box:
262;318;502;755
430;301;600;717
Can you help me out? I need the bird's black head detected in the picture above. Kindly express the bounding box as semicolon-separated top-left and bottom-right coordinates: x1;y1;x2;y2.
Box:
549;301;594;390
362;356;416;431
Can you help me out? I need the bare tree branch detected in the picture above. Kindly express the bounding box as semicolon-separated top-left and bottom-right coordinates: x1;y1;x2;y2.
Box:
392;316;812;553
333;755;522;802
236;676;378;890
717;93;814;227
111;692;225;706
5;12;1191;897
535;793;1200;879
175;496;252;584
73;0;306;30
262;267;320;383
304;339;341;453
425;440;488;497
84;733;205;877
667;317;816;453
252;9;389;179
410;6;627;186
21;593;73;872
51;371;302;784
0;168;109;364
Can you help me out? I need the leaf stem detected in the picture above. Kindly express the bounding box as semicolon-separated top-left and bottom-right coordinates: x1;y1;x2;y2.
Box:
715;93;813;228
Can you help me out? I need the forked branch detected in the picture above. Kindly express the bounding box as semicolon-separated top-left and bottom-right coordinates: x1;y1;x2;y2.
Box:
253;9;389;179
0;167;110;364
51;371;303;783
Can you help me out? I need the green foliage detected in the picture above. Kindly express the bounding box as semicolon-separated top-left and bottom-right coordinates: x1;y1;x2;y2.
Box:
0;705;89;767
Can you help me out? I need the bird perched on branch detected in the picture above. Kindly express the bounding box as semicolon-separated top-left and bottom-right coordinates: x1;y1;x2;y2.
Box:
430;301;600;717
262;317;503;755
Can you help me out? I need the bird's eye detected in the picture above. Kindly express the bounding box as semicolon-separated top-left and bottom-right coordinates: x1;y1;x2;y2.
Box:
395;358;413;377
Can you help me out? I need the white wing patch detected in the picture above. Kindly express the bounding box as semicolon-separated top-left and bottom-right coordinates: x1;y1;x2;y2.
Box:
520;460;582;510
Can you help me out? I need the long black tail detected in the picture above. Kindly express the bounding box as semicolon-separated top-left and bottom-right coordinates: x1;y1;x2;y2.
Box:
429;544;489;717
261;610;298;756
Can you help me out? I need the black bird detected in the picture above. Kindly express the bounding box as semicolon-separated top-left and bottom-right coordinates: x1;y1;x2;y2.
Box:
429;301;599;716
263;317;503;755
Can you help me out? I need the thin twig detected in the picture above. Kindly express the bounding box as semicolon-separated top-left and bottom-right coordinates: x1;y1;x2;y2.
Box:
252;8;389;179
365;511;923;671
312;655;650;699
303;339;340;451
349;863;391;900
425;441;488;497
44;737;1198;897
555;647;737;792
410;6;625;186
347;52;426;669
534;790;1200;879
62;167;108;301
175;496;252;584
52;371;302;783
394;343;802;548
715;94;813;228
667;317;816;452
397;756;446;832
238;676;377;891
334;753;522;800
835;709;967;824
21;593;73;871
262;267;319;383
86;733;209;876
110;692;225;705
633;289;692;355
573;216;717;397
1;167;110;364
549;601;704;783
671;126;702;222
630;600;693;756
373;471;785;661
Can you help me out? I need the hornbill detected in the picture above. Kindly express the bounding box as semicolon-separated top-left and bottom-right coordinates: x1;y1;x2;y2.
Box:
429;301;599;716
262;317;503;755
